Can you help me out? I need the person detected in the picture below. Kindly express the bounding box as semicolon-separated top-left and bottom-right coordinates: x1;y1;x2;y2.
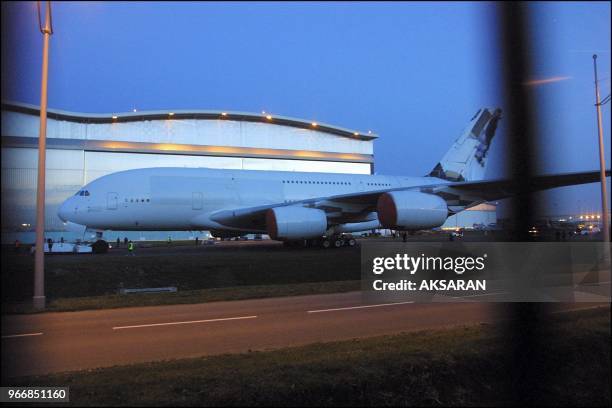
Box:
127;240;135;256
124;237;128;246
116;237;121;248
167;235;172;246
402;232;407;243
195;236;199;246
47;237;53;251
60;236;64;244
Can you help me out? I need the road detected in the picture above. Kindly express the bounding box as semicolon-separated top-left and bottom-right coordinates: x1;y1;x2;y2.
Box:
1;291;603;378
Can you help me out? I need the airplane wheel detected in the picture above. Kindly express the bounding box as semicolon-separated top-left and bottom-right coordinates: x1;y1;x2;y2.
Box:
334;239;343;248
348;238;356;247
322;239;331;249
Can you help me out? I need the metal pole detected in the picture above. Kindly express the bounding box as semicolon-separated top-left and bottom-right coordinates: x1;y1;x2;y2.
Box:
593;54;610;243
34;1;53;310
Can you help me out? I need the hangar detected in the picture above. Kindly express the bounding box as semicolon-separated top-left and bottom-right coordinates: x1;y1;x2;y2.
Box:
1;101;376;243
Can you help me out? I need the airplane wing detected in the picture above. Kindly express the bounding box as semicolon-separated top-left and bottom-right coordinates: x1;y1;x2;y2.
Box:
208;170;609;230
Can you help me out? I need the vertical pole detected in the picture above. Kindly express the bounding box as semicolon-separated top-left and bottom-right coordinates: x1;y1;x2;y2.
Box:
34;1;52;310
497;3;550;405
593;54;610;243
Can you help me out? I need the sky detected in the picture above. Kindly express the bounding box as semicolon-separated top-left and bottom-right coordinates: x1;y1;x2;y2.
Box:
1;1;610;215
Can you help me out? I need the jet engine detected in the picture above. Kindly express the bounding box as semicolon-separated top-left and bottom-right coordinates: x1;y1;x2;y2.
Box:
377;191;448;230
266;206;328;240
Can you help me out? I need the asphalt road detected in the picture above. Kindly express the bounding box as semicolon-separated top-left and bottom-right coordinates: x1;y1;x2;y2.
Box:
1;291;603;378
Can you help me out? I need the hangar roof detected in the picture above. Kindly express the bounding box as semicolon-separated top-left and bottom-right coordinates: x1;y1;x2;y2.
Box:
1;101;378;141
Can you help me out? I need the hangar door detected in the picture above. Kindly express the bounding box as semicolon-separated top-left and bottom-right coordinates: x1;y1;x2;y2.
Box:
107;192;118;210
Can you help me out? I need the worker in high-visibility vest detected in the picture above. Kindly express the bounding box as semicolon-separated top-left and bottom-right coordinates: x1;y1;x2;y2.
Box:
128;240;135;256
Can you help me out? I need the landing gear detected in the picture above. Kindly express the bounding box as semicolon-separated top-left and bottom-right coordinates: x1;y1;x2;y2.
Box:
282;234;357;249
321;234;357;249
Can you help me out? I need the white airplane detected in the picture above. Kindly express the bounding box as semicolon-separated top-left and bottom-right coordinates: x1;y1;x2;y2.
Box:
58;108;608;246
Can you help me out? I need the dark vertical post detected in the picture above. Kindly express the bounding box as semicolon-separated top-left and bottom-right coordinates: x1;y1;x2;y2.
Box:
497;2;550;404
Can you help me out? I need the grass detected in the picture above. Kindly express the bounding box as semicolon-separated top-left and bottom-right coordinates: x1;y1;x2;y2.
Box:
2;243;361;313
4;280;361;313
4;306;610;406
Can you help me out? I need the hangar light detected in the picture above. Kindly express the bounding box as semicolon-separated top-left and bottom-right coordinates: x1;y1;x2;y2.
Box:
311;122;318;127
168;112;175;116
221;112;228;116
266;115;272;120
353;132;359;136
112;115;118;120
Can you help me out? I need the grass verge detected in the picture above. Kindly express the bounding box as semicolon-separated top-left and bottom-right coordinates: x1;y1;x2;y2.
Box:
3;280;361;314
4;306;610;406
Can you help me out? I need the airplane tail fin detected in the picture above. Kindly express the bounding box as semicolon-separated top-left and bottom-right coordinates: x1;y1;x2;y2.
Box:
428;107;502;182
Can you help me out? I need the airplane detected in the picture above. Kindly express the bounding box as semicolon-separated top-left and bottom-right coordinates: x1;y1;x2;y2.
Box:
58;107;610;247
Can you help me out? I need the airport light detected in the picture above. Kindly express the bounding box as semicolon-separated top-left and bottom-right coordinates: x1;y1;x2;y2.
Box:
34;0;53;311
311;122;318;127
112;115;118;120
353;132;359;136
593;54;610;243
266;115;272;120
221;112;228;116
168;112;175;116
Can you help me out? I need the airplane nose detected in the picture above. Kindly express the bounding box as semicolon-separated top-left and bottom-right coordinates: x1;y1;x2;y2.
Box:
58;199;71;222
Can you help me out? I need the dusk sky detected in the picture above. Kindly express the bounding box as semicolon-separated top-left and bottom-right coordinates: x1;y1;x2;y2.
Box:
2;1;610;215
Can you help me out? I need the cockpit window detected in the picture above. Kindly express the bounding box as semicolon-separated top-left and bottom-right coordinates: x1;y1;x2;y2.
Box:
75;190;90;196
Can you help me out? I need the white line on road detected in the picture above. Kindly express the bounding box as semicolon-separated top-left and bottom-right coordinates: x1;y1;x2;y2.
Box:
112;315;258;330
449;292;509;299
307;301;414;314
2;332;44;339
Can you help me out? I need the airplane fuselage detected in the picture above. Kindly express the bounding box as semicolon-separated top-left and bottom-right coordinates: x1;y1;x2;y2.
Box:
59;167;444;232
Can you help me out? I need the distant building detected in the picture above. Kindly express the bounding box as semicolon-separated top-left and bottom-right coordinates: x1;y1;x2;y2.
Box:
1;101;376;243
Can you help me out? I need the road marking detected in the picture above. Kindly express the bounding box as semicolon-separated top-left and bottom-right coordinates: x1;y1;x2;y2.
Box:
449;292;509;299
112;315;258;330
2;332;44;339
307;301;414;314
